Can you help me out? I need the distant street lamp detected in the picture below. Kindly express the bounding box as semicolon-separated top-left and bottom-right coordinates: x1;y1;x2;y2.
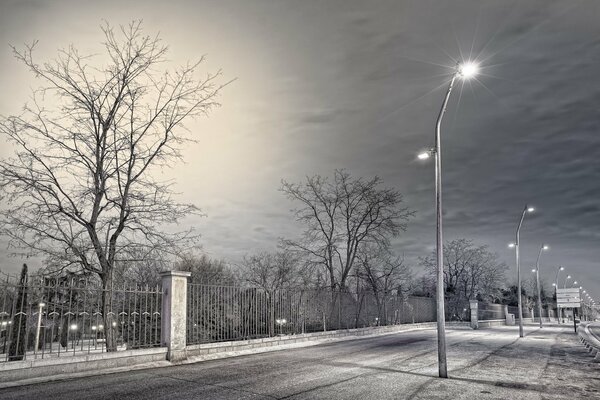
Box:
34;302;46;354
417;60;479;379
564;275;571;289
509;205;535;338
533;244;549;328
554;266;564;324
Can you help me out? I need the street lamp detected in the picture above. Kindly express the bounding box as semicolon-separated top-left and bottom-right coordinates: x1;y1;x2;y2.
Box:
564;275;571;288
34;302;46;354
533;244;549;328
554;266;564;323
511;205;535;338
417;60;479;379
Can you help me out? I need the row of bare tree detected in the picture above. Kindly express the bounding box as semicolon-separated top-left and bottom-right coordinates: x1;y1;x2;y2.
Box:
0;22;513;350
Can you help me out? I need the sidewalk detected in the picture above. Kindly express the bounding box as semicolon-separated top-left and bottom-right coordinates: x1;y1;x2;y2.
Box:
413;323;600;399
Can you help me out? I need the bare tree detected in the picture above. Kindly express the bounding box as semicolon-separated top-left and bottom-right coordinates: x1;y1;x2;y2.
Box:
420;239;507;317
356;246;412;325
281;170;413;291
175;253;236;285
239;250;302;292
0;21;226;350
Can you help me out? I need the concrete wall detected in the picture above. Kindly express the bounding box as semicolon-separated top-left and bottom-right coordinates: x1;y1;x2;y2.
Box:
0;347;168;385
186;321;469;360
477;319;507;328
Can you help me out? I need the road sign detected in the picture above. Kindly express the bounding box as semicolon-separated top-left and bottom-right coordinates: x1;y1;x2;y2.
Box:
557;288;581;308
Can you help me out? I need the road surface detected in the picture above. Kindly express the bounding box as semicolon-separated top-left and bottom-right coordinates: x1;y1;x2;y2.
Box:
1;324;598;399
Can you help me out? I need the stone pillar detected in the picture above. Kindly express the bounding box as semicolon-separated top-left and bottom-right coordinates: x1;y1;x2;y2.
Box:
469;300;478;329
504;305;515;325
161;271;191;362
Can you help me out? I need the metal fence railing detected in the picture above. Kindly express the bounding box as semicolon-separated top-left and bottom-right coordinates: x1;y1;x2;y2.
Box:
478;303;505;321
0;272;163;362
186;285;437;345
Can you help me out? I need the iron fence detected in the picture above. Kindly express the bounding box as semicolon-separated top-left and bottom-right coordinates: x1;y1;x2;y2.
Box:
478;303;505;320
186;284;437;345
0;272;163;362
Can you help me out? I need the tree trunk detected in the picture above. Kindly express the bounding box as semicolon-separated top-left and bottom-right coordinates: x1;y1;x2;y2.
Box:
8;264;28;361
101;272;117;351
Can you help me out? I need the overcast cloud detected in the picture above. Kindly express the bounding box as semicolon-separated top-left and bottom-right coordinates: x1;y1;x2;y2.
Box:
0;0;598;300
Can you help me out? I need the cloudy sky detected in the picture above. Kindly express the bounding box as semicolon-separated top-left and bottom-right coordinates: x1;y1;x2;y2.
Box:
0;0;598;301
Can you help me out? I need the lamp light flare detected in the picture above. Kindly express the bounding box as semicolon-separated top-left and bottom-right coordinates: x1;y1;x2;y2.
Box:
508;243;515;248
417;152;431;160
542;245;549;250
458;62;479;79
527;207;535;213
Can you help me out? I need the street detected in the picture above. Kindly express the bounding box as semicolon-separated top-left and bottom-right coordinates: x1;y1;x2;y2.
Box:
1;324;598;399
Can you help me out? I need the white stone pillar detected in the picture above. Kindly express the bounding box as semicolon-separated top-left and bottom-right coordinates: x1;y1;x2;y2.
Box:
469;300;479;329
161;271;191;362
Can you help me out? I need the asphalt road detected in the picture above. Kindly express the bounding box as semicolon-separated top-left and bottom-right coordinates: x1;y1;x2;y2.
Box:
1;324;598;400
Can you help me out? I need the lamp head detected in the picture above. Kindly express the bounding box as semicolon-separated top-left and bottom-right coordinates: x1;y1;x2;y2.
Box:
458;62;479;79
542;244;549;250
560;266;565;271
417;151;431;161
508;243;516;249
527;207;535;213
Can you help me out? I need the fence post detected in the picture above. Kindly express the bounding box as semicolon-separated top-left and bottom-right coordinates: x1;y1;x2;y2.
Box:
504;305;514;325
469;300;479;329
160;271;191;362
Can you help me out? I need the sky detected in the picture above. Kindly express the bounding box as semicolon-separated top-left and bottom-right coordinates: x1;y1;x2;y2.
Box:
0;0;598;302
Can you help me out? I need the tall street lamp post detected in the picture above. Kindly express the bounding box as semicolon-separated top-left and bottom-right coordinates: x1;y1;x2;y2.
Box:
554;266;564;323
417;61;479;379
509;205;535;338
533;244;549;328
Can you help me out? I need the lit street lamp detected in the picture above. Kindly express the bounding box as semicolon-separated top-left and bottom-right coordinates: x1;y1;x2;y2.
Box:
533;244;549;328
564;275;571;289
417;60;479;379
509;205;535;338
554;266;564;323
34;302;46;354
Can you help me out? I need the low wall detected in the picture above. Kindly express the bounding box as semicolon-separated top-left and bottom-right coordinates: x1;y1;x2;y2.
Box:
185;322;469;361
0;347;168;386
477;319;507;328
1;322;470;387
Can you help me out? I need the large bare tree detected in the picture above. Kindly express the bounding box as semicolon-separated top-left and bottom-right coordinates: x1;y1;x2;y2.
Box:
281;170;413;291
0;21;226;350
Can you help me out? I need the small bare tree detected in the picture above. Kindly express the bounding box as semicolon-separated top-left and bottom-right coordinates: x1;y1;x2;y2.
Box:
420;239;507;317
0;21;226;350
356;246;412;325
175;253;236;285
240;250;301;292
281;169;413;291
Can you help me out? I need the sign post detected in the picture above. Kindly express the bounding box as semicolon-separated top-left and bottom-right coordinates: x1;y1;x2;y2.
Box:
556;288;581;333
